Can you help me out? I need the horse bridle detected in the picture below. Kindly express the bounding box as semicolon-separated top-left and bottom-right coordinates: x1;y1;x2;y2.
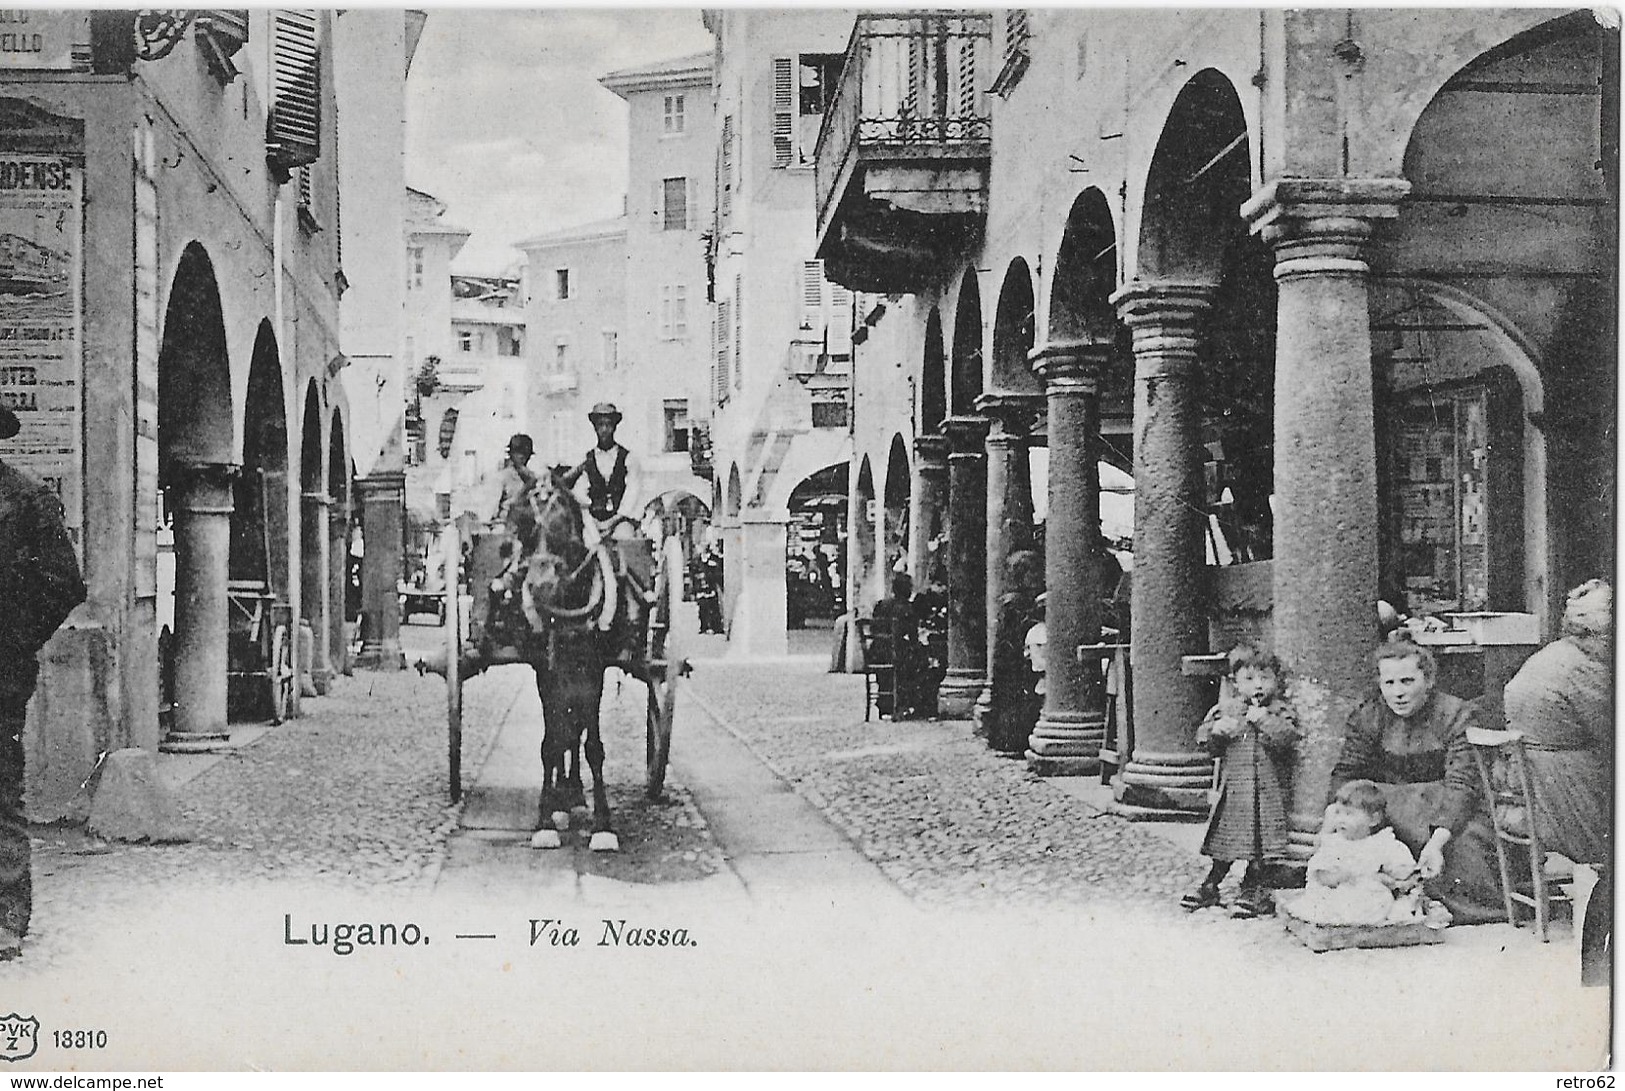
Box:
526;481;605;622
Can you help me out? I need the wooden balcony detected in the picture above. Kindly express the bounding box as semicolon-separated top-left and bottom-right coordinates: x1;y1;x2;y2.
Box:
814;13;992;294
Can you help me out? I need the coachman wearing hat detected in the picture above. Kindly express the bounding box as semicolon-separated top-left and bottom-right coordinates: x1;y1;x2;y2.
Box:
0;404;85;959
561;403;643;533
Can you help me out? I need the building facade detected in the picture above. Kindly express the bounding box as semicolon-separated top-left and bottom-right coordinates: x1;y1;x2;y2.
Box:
702;9;863;656
0;11;417;817
817;9;1616;850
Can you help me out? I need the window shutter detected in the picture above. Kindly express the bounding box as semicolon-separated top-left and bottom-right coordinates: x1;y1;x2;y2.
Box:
958;38;978;118
800;259;824;330
828;282;853;355
772;57;794;167
714;301;731;402
720;115;734;217
266;10;320;178
733;274;743;389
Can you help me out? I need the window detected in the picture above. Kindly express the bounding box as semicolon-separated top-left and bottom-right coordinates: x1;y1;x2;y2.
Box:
663;93;685;135
554;338;569;373
500;327;522;357
774;54;844;167
661;176;689;231
458;330;473;354
719;115;734;218
408;247;424;291
266;10;320;176
734;274;743;390
660;283;688;339
554;268;572;301
602;330;619;370
812;400;850;429
663;400;690;453
800;259;853;355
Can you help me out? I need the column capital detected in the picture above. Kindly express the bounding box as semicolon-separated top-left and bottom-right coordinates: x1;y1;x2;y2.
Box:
301;490;333;508
974;392;1043;439
912;433;949;470
1110;280;1217;329
942;414;991;455
1029;339;1111;394
355;471;406;503
168;459;240;487
1242;178;1411;281
1111;281;1215;378
168;460;239;513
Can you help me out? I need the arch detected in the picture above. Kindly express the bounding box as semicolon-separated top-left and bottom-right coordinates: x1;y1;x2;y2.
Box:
725;463;742;518
232;321;290;596
299;380;323;492
882;434;911;578
157;242;233;467
921;306;947;433
990;258;1041;393
949;270;984;415
787;461;849;623
644;488;713;560
1049;188;1120;342
853;455;878;611
1386;13;1614;621
1135;69;1251;282
326;411;349;509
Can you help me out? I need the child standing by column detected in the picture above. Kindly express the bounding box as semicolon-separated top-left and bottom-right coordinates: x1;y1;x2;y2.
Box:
1180;643;1301;918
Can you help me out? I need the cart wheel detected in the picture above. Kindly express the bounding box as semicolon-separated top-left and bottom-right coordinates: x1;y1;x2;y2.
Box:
645;538;685;799
269;623;294;724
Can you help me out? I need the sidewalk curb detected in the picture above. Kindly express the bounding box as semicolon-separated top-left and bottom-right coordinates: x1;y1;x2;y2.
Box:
682;676;910;895
419;668;532;894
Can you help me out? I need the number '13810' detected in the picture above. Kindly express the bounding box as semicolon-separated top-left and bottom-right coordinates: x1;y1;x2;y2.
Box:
53;1029;107;1048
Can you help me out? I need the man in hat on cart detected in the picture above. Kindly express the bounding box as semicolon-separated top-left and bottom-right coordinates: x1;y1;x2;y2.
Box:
561;403;643;537
0;404;85;959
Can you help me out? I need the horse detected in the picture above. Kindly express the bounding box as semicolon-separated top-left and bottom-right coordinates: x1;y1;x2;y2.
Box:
513;470;645;853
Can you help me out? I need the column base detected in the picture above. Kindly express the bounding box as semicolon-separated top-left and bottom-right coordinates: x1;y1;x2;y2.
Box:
356;641;405;671
1025;711;1106;775
1286;811;1321;866
1113;753;1214;814
1026;753;1101;777
936;670;985;720
159;731;233;754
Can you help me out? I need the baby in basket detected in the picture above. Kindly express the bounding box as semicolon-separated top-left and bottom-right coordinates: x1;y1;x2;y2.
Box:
1292;779;1431;926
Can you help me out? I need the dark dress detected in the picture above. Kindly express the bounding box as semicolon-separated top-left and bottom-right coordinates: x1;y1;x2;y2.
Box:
1198;695;1300;863
1329;691;1508;925
1502;636;1612;866
870;595;923;718
988;591;1042;752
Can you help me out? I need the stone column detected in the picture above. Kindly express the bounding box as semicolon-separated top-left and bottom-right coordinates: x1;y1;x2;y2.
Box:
1027;340;1112;774
301;490;332;694
1110;281;1216;814
162;460;238;752
717;511;742;636
909;435;948;581
327;505;350;677
973;393;1041;747
729;509;789;658
937;415;990;718
1244;177;1410;859
355;471;405;670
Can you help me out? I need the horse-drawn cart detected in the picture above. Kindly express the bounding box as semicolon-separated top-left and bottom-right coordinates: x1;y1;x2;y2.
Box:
226;578;295;724
426;521;687;806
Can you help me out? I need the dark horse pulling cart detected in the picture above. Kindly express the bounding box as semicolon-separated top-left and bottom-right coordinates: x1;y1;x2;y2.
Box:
419;472;686;852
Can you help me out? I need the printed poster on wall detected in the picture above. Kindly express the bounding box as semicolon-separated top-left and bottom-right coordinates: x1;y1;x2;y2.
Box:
0;153;82;555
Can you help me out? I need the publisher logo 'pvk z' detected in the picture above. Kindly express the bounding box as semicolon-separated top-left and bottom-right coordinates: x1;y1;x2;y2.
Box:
0;1014;38;1061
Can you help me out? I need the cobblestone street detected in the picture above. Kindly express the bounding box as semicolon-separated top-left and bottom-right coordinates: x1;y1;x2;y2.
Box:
0;616;1608;1069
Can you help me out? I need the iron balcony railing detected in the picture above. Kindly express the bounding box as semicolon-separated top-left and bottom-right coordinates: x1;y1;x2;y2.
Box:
815;12;993;228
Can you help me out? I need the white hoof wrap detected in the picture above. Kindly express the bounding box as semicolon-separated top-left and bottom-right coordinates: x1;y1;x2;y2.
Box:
529;829;562;850
550;810;572;832
589;831;620;853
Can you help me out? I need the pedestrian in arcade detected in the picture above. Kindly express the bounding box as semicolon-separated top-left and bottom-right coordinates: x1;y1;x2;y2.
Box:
0;403;86;959
1182;643;1301;918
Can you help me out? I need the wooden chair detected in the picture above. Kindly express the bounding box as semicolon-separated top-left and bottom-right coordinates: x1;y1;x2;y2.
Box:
854;617;900;722
1467;726;1573;941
